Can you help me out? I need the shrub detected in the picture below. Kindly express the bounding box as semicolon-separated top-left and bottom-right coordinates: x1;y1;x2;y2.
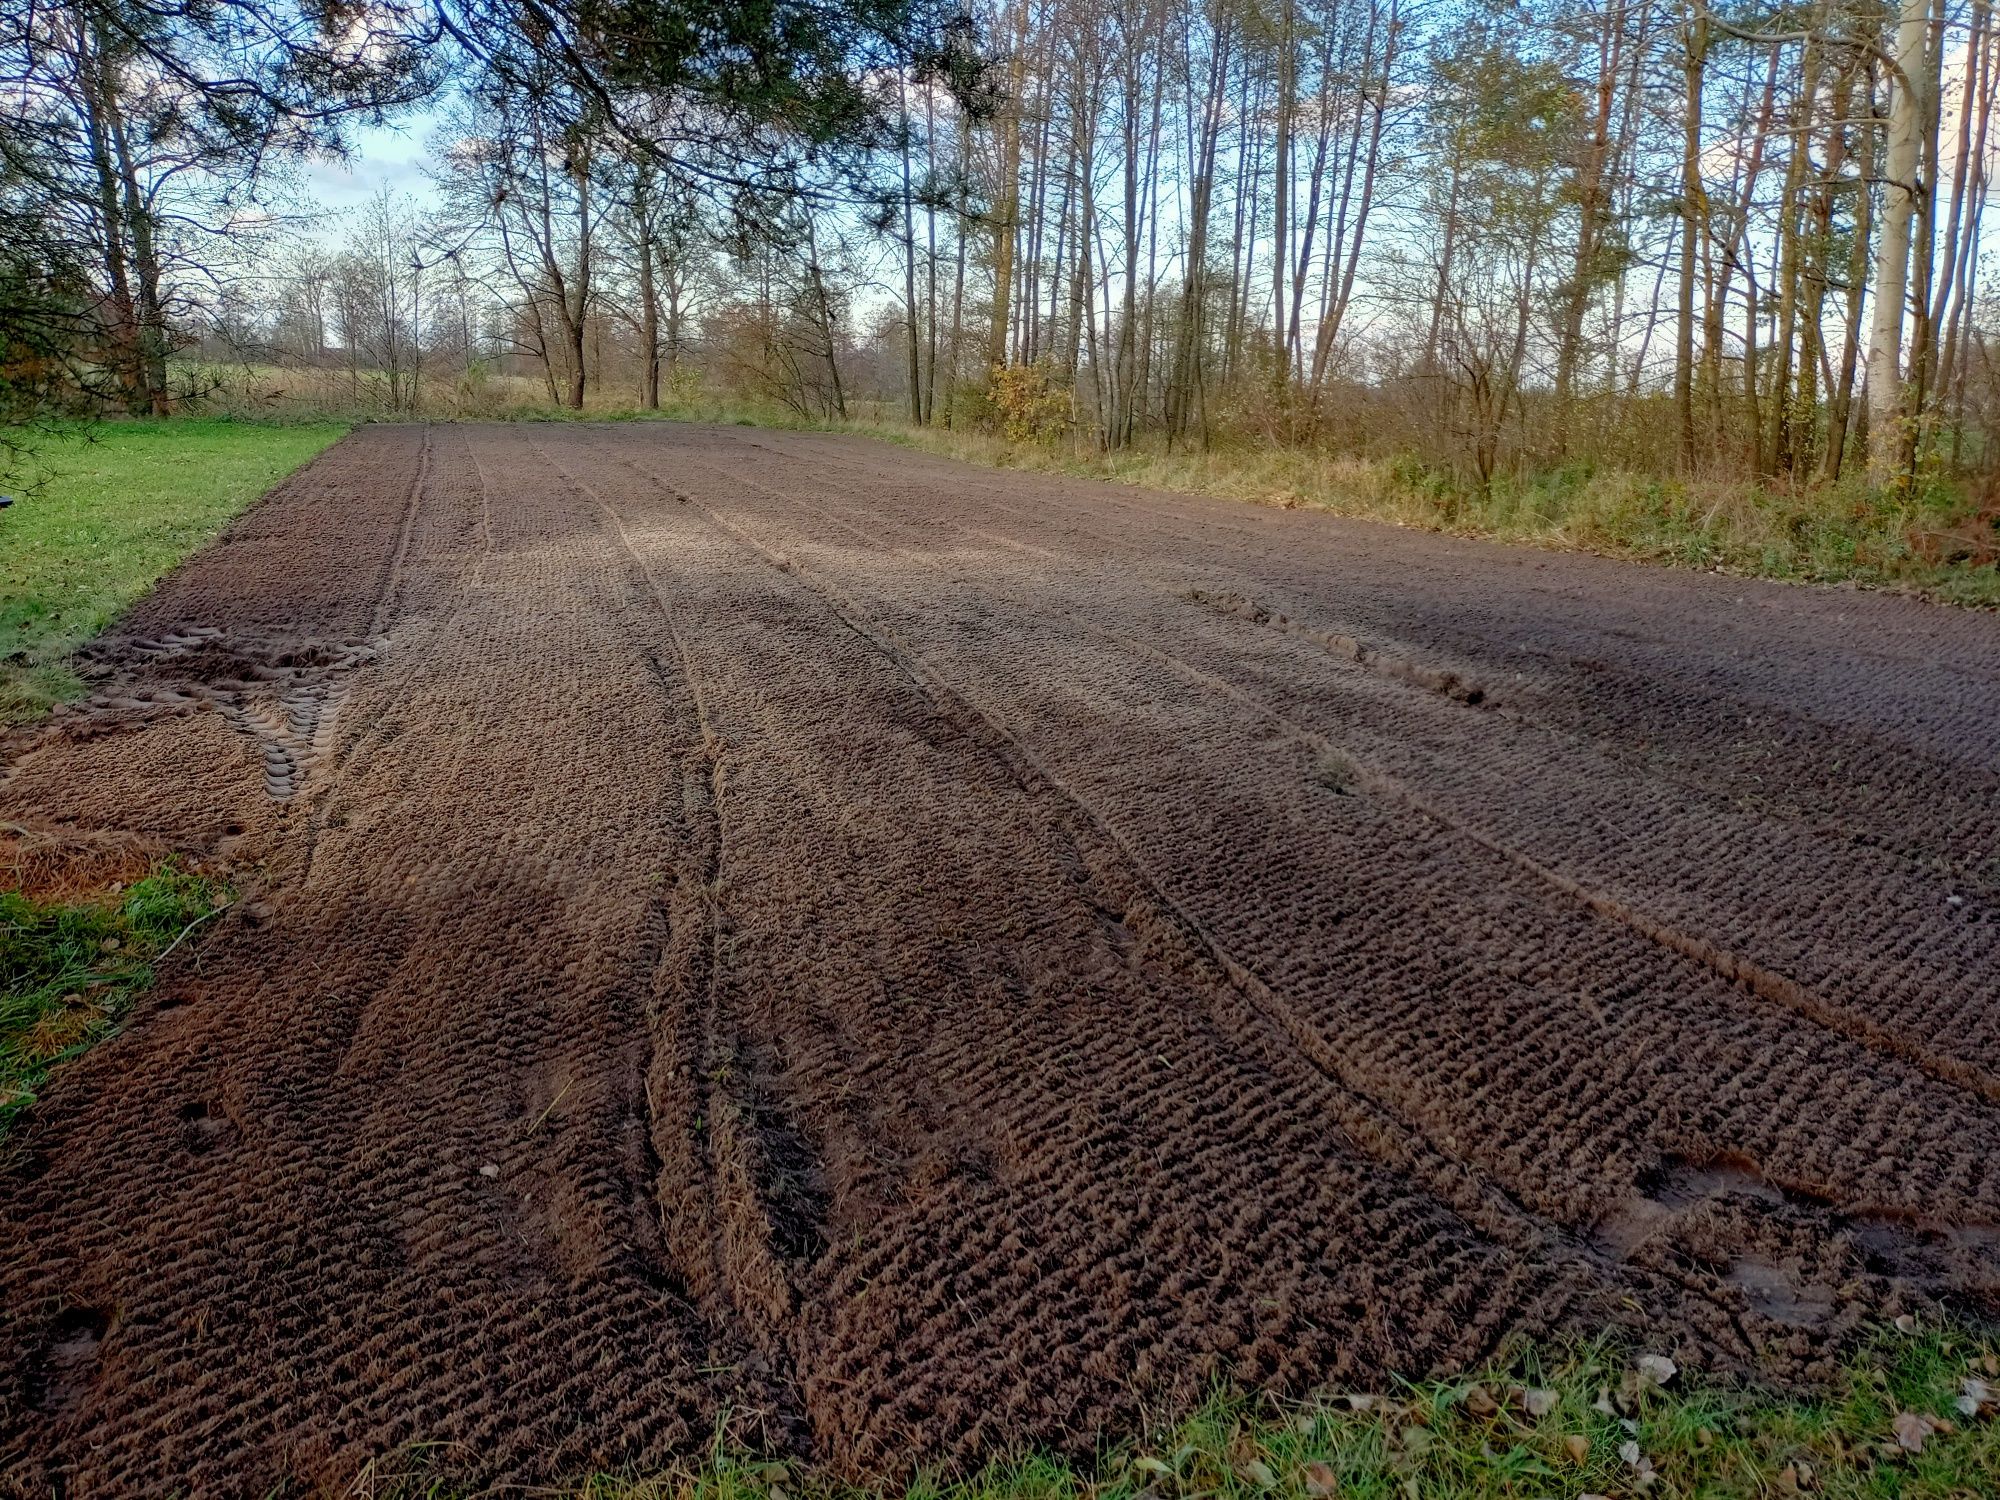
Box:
986;362;1072;444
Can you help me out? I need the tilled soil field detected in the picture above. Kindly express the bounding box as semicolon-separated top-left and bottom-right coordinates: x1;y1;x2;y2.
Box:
2;423;1998;1493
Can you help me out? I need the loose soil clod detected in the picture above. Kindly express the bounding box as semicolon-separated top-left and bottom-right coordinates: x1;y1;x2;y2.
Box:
1;422;1997;1494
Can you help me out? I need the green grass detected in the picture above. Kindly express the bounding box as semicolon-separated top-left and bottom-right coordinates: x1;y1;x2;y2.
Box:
342;1328;2000;1498
0;859;230;1133
1;416;348;722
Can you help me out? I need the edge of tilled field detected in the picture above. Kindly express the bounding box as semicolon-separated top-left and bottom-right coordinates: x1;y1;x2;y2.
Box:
354;1329;2000;1498
8;421;2000;1493
807;416;2000;611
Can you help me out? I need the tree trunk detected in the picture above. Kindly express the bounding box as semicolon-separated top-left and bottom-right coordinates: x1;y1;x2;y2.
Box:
988;1;1031;373
1553;0;1623;440
640;229;661;410
1826;57;1875;480
1675;7;1707;471
74;24;143;412
107;107;170;416
1867;0;1932;484
901;77;923;423
1271;0;1294;393
1307;0;1393;408
1768;34;1820;476
805;215;846;419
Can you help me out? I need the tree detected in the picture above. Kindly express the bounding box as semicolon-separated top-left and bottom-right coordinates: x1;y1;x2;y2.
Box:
1419;15;1581;489
435;63;602;409
1868;0;1941;484
0;0;988;445
605;153;705;409
0;0;432;442
341;192;430;413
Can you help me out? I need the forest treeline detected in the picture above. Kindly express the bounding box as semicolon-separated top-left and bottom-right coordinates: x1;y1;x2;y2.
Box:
9;0;2000;528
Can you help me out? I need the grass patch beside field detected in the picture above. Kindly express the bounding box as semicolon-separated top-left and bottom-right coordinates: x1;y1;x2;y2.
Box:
346;1328;2000;1497
0;417;347;722
0;858;230;1134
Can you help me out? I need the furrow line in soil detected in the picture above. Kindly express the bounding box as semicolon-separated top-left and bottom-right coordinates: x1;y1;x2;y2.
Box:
631;431;2000;1344
729;429;2000;898
522;432;816;1448
610;445;1679;1283
700;433;2000;1107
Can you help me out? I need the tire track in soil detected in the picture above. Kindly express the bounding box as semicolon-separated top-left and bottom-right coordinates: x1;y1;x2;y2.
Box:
567;435;1914;1395
693;434;2000;1108
590;446;1629;1268
593;428;2000;1347
1;422;1997;1492
369;424;433;637
0;428;430;840
576;438;1587;1265
0;426;732;1492
532;430;1632;1468
646;442;1988;1110
526;432;817;1452
655;446;1958;1111
737;429;2000;896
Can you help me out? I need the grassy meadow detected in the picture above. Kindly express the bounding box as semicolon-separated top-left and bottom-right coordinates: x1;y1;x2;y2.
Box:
0;416;348;723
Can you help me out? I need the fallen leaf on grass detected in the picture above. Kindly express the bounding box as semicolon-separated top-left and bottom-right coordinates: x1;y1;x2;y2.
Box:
1619;1439;1660;1488
1563;1434;1590;1464
1892;1411;1937;1453
1463;1384;1498;1417
1961;1376;1995;1417
1131;1456;1173;1477
1300;1461;1337;1496
1634;1353;1678;1389
1521;1387;1557;1418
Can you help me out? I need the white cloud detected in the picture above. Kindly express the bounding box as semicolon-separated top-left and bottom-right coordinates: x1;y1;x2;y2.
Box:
300;117;442;219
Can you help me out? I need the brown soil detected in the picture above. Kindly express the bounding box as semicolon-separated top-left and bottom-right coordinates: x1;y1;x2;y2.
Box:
2;422;1997;1493
0;827;164;905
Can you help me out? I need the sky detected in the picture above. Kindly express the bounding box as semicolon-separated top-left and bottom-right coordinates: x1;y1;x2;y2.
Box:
293;113;444;231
